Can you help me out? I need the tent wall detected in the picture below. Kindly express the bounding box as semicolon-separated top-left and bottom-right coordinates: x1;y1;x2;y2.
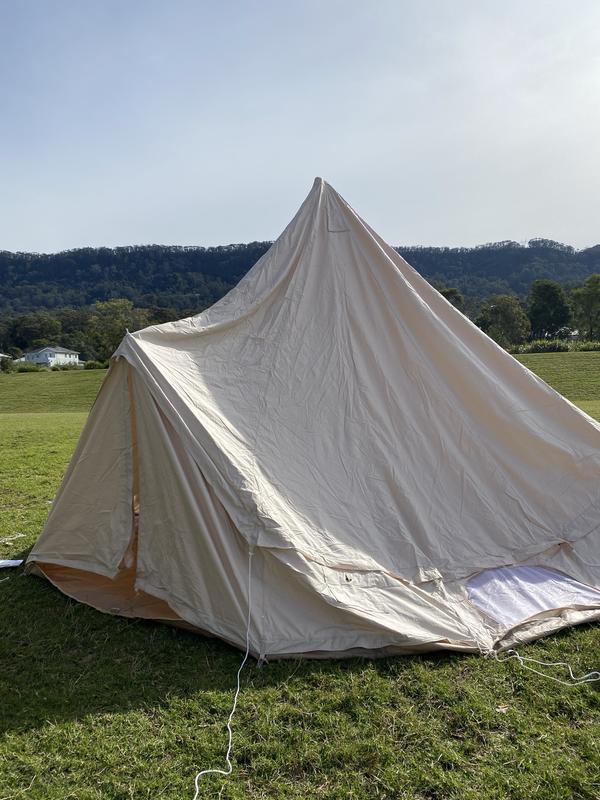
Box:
115;178;600;587
129;368;491;656
129;367;256;650
27;359;134;577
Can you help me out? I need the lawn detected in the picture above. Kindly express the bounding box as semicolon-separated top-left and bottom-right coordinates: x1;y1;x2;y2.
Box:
0;356;599;799
0;368;105;413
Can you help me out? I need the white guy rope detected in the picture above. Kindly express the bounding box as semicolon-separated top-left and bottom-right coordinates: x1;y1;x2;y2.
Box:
0;533;26;545
496;649;600;686
192;547;254;799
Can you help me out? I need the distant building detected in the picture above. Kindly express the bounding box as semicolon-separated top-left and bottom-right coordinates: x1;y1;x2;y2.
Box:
0;352;12;360
23;346;80;367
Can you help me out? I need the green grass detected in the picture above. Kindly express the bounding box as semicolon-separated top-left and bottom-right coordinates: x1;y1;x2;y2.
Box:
0;369;106;413
1;355;599;799
517;352;600;402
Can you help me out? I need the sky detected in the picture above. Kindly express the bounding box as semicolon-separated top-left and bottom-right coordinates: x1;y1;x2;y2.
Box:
1;0;599;253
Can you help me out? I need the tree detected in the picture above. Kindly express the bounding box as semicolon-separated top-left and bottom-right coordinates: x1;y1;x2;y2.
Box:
10;310;62;350
55;307;91;334
528;279;571;338
61;331;99;362
571;274;600;340
54;307;96;359
0;316;12;352
86;299;151;360
475;295;531;348
439;287;464;310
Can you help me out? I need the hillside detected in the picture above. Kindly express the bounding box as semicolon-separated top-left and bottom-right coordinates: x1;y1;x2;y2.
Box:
1;238;599;315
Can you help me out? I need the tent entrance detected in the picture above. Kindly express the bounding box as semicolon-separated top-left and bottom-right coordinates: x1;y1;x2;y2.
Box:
28;364;195;629
467;566;600;627
33;561;186;624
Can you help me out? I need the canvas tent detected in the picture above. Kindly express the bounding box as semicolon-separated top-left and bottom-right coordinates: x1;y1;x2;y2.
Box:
27;178;600;659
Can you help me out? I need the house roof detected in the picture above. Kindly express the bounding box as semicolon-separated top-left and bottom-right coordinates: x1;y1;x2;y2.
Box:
27;346;80;355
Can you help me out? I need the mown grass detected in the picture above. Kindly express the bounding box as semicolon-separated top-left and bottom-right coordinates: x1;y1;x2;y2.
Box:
0;355;599;799
0;369;106;413
517;351;600;402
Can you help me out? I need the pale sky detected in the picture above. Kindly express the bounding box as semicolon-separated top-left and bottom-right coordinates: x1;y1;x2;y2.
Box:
1;0;599;253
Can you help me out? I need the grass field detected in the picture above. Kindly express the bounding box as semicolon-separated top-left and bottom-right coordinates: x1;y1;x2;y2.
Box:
0;356;599;799
517;352;600;421
0;368;105;413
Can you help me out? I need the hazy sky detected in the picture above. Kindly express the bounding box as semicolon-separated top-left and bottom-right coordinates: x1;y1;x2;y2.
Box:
1;0;599;252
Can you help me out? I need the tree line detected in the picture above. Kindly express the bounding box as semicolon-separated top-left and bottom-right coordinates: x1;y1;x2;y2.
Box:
439;276;600;349
2;238;600;316
0;244;267;315
1;276;599;365
0;301;172;363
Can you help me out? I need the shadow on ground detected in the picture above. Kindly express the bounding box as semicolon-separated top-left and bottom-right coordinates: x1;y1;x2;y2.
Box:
0;549;473;737
2;546;598;741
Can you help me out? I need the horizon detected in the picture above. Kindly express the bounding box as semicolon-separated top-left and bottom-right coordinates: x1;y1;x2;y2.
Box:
2;235;598;258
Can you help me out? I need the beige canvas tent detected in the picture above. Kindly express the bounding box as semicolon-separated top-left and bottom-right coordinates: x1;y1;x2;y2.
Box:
27;179;600;659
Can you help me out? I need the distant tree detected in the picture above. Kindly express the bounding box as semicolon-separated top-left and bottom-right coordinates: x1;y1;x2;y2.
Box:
61;331;98;362
438;287;464;310
55;307;91;334
475;295;531;348
0;316;12;351
10;311;62;350
527;238;575;254
571;274;600;340
30;338;55;350
1;240;600;316
145;306;179;325
86;299;151;361
528;279;571;338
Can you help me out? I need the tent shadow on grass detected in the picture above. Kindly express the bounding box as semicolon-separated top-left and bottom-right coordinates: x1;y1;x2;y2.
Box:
0;550;477;737
0;561;256;735
3;548;598;740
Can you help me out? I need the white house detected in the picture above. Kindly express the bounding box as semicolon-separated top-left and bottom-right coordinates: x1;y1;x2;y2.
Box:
24;346;80;367
0;352;12;360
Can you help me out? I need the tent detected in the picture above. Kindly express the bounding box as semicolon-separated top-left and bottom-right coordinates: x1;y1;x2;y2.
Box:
26;178;600;659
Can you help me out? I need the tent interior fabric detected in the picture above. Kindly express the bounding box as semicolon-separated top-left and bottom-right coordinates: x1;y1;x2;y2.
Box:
26;178;600;659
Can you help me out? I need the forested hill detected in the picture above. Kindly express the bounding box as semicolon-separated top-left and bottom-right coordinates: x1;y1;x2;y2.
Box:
1;238;599;315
